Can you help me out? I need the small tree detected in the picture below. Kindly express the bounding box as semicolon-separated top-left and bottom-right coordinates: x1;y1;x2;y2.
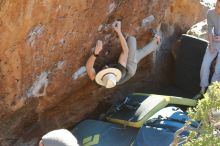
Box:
172;82;220;146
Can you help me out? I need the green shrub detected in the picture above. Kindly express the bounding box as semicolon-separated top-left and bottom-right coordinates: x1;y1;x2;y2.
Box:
172;82;220;146
184;82;220;146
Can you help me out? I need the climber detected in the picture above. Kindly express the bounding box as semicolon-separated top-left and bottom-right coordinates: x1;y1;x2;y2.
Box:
39;129;79;146
86;21;161;88
200;0;220;94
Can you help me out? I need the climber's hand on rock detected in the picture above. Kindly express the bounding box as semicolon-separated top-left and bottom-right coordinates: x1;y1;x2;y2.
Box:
113;21;121;33
153;34;161;45
95;40;103;54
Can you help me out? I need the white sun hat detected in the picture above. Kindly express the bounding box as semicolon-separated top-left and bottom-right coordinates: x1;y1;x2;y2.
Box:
95;68;122;88
41;129;79;146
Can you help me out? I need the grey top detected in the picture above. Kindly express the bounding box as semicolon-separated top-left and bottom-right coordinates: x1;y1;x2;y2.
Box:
207;8;220;36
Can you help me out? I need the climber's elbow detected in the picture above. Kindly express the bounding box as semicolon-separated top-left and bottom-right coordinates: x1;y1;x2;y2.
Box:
86;65;96;81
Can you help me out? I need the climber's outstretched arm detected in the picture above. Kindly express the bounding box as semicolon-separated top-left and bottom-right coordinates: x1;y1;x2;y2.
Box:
113;21;129;68
86;40;103;81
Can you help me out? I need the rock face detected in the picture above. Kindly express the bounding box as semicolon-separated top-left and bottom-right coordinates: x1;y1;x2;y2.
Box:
0;0;208;145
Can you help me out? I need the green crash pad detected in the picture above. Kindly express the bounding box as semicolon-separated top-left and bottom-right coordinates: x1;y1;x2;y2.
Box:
106;93;197;128
72;120;138;146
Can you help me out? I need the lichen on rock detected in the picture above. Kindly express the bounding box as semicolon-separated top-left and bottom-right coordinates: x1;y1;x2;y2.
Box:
26;71;48;98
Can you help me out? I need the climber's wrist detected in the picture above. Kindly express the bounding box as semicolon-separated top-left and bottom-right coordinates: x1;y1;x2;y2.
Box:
116;30;122;34
93;52;99;57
